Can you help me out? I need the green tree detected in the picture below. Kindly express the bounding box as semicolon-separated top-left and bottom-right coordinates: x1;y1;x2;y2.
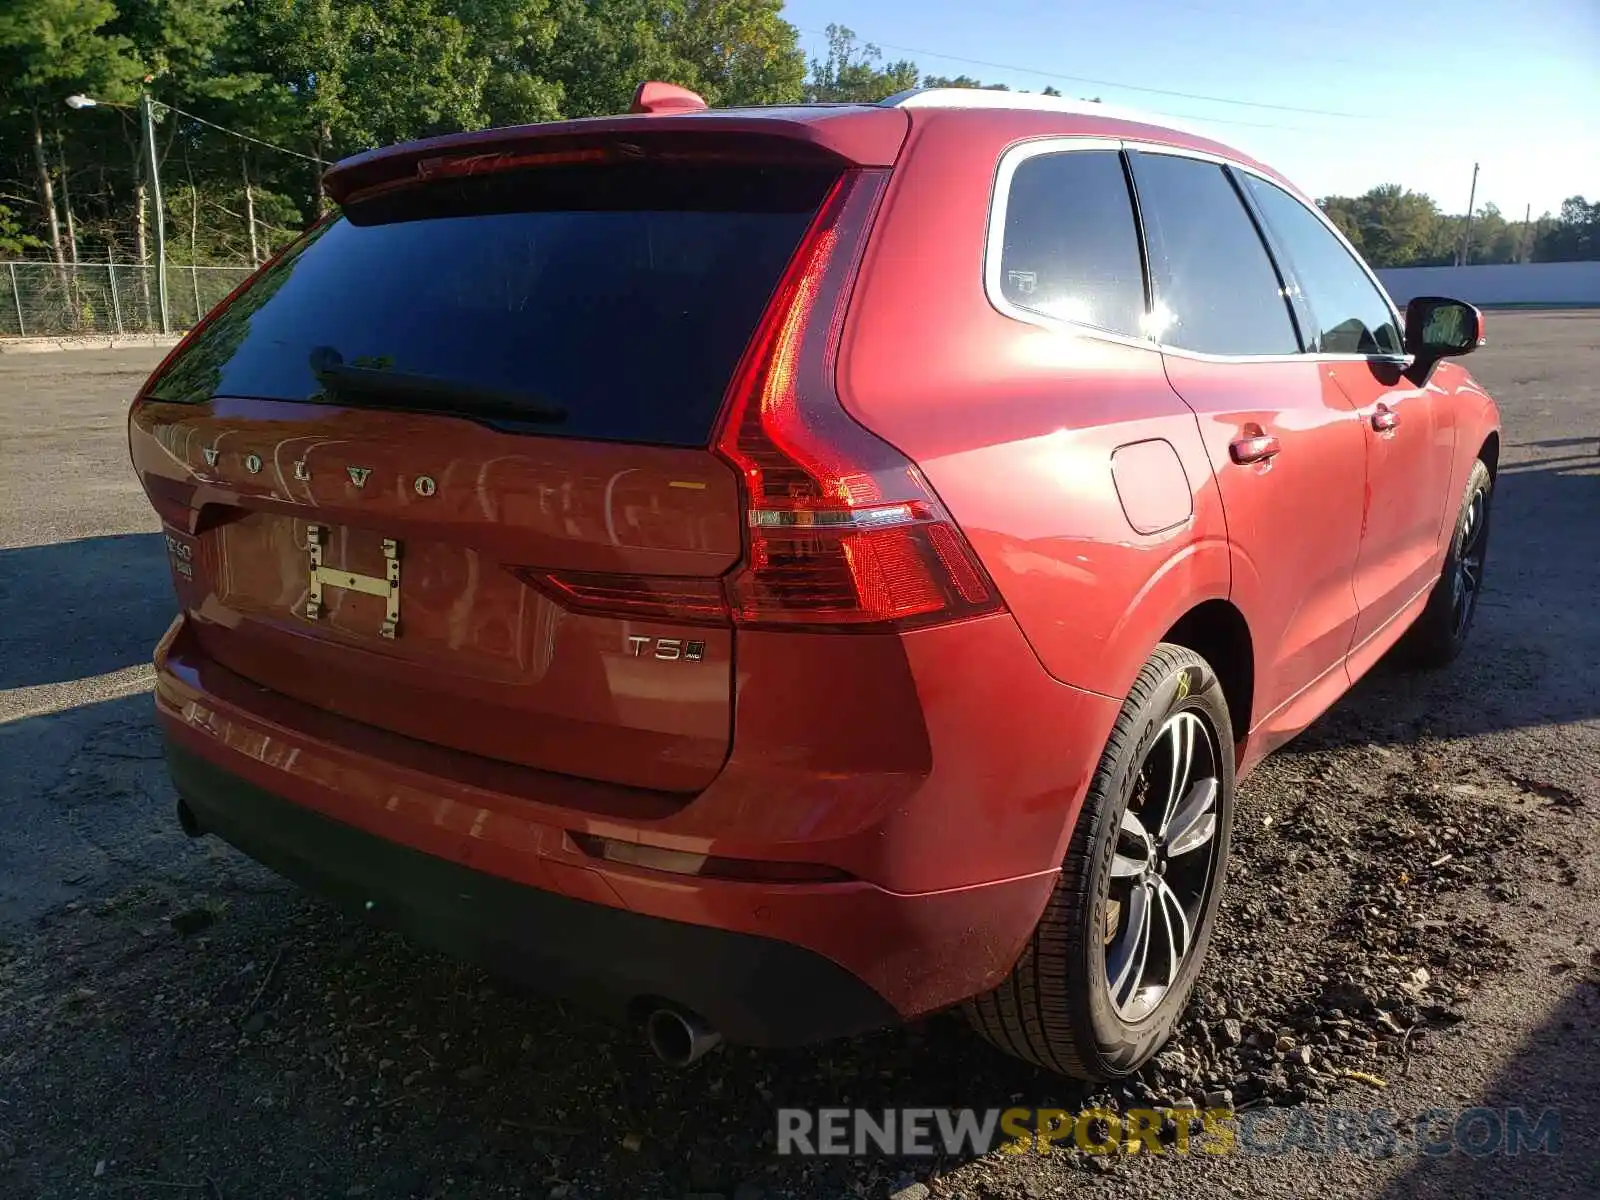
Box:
0;0;139;267
459;0;564;127
922;74;1008;91
543;0;803;119
803;24;918;103
540;0;687;119
1318;185;1441;268
660;0;805;108
1534;196;1599;262
0;199;45;256
247;0;494;215
102;0;270;275
113;0;253;102
1461;202;1516;265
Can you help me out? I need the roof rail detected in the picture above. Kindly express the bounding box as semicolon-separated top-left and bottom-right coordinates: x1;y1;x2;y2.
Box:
879;87;1215;140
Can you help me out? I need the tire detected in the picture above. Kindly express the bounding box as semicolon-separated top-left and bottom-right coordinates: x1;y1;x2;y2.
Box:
1396;458;1493;669
966;644;1235;1079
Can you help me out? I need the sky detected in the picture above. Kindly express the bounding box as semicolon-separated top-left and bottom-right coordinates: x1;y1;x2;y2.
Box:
785;0;1600;219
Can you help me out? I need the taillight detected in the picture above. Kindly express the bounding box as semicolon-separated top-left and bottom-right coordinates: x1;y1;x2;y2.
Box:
524;169;1005;633
713;170;1004;631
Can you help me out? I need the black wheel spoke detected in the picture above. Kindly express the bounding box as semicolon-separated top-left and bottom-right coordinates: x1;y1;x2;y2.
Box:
1112;808;1153;877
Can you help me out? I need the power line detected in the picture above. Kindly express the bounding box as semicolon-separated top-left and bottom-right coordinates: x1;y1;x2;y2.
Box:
1108;109;1347;135
798;26;1381;121
155;100;331;165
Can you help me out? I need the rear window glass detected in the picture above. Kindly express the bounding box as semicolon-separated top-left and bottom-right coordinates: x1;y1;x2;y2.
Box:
147;162;837;446
996;149;1146;338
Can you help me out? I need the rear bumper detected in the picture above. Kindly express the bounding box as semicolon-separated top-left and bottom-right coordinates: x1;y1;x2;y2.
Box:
153;610;1118;1042
167;743;895;1045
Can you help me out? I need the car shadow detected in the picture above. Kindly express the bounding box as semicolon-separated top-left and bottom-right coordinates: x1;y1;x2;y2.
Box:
1293;451;1597;751
0;690;190;932
0;533;173;690
1374;978;1600;1197
1527;436;1599;451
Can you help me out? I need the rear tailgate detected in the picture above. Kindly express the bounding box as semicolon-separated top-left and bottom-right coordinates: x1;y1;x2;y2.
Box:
131;115;906;793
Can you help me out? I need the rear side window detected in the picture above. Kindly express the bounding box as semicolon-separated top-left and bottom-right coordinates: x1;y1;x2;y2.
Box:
995;149;1146;338
1129;152;1300;356
1242;175;1403;356
146;162;837;446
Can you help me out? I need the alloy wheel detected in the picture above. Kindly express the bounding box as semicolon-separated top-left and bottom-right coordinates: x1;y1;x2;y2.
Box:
1104;710;1224;1022
1451;487;1488;637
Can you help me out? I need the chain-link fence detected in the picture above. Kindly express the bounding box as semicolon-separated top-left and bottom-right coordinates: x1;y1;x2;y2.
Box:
0;260;256;338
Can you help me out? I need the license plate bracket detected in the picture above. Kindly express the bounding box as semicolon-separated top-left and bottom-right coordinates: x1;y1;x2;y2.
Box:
304;523;402;639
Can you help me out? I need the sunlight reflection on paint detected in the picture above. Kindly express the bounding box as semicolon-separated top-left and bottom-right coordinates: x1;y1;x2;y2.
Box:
1016;328;1103;372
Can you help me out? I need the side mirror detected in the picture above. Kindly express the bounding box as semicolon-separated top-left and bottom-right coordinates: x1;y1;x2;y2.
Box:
1404;296;1484;382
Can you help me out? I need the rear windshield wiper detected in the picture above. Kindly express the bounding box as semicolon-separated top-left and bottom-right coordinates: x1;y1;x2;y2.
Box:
307;346;566;423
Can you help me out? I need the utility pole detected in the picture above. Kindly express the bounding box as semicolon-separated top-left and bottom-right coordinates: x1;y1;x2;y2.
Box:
1520;202;1532;263
1458;162;1480;267
142;92;170;334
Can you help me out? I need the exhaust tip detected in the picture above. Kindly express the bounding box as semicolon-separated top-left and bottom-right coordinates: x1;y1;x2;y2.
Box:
176;797;205;838
644;1006;722;1067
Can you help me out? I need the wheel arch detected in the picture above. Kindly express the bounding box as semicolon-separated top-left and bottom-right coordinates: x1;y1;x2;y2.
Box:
1160;599;1255;750
1478;429;1500;477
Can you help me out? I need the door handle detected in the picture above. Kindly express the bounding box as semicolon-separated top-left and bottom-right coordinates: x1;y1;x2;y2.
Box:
1230;428;1282;465
1371;404;1401;433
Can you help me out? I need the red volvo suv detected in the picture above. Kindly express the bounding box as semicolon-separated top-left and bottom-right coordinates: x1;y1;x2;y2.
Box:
130;83;1499;1079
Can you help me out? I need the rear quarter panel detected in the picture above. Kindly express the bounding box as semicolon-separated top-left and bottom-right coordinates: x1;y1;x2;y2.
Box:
835;112;1232;706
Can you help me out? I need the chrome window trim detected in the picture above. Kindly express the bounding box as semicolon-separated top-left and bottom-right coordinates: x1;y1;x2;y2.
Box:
982;137;1150;346
983;135;1413;368
1127;140;1408;355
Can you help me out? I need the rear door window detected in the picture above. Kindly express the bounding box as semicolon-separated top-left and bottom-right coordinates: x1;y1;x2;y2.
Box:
993;148;1147;338
1129;151;1301;356
146;162;837;446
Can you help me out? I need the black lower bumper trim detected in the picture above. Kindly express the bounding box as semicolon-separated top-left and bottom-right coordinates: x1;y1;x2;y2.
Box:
165;742;897;1046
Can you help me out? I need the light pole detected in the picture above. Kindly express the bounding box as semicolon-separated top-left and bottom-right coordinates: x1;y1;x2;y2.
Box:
66;93;169;334
1458;162;1481;269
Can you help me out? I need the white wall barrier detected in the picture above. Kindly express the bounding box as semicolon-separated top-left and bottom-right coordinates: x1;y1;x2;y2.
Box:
1378;262;1600;308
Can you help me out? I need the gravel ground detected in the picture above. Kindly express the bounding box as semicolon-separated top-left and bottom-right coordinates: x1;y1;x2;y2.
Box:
1;312;1597;1199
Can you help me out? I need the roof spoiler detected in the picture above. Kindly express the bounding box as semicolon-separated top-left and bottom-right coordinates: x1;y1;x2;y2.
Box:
324;88;908;207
